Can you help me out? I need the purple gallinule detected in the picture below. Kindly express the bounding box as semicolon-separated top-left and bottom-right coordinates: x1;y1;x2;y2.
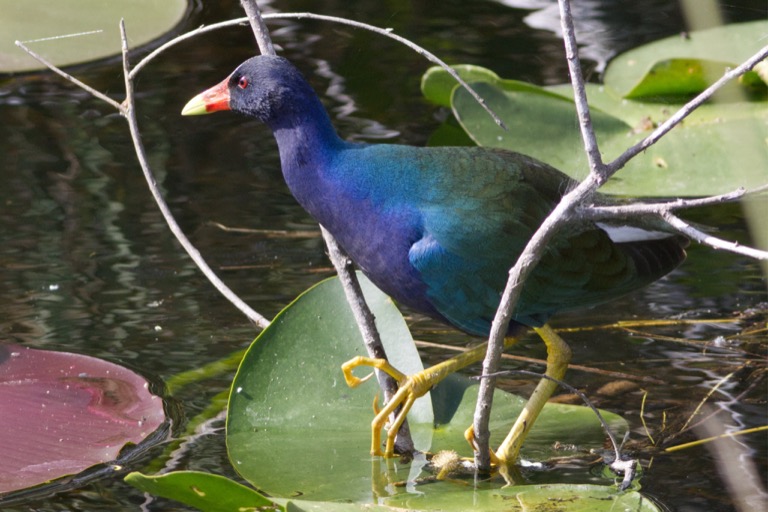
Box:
182;55;686;464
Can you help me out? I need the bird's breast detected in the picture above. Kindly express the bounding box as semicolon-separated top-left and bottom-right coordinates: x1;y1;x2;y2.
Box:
293;171;443;320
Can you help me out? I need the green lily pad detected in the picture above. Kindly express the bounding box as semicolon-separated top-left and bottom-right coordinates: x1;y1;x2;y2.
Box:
126;470;420;512
421;64;558;108
450;80;630;178
451;80;767;196
0;0;187;73
226;274;634;508
126;470;659;512
420;21;768;197
604;20;768;98
623;58;764;100
387;484;660;511
125;471;279;512
226;273;432;504
421;24;768;198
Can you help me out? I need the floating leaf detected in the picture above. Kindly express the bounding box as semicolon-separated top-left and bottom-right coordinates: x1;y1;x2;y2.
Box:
226;273;432;503
623;58;761;100
387;483;660;511
0;0;188;73
0;345;165;494
127;470;659;512
421;63;573;108
604;20;768;98
420;64;555;107
125;471;279;512
126;470;413;512
225;274;634;508
423;66;766;195
451;80;629;176
421;21;768;197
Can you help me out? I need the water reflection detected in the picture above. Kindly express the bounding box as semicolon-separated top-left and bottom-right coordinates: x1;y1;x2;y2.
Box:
0;0;765;510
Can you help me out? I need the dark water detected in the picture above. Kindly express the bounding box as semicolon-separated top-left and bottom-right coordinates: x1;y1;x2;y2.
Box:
1;0;766;510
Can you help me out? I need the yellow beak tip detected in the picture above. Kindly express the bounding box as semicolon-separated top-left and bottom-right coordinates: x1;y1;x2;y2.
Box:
181;94;208;116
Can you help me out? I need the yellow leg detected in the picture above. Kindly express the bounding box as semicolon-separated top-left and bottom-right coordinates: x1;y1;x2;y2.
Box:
494;324;572;465
342;338;520;457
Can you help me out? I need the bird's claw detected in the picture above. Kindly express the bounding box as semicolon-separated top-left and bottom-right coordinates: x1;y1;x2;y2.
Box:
341;360;375;388
341;356;432;457
341;356;408;388
464;425;501;467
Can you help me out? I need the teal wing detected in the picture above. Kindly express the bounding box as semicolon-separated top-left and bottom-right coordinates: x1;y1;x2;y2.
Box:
406;147;685;335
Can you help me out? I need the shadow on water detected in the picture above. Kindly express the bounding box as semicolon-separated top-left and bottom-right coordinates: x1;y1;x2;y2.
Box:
0;0;765;510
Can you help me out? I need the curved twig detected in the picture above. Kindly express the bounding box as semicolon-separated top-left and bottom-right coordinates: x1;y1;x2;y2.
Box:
116;22;269;329
15;40;123;111
130;13;506;129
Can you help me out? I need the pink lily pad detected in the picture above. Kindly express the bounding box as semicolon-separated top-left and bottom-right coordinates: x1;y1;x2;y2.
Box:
0;344;165;494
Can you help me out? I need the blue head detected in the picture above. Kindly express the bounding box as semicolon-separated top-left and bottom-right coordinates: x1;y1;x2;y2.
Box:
182;55;335;134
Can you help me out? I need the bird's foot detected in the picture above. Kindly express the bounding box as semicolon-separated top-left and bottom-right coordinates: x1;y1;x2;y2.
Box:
463;425;501;468
341;356;436;457
341;325;570;462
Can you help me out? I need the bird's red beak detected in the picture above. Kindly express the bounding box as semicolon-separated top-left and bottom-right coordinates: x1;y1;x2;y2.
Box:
181;76;231;116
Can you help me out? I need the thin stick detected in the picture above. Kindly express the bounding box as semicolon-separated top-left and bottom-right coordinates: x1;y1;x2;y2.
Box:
585;188;747;218
321;227;415;454
16;23;272;330
665;425;768;452
129;18;251;78
129;13;505;129
414;339;665;384
557;0;604;176
640;391;655;445
473;173;600;468
663;213;768;260
583;188;768;260
118;20;271;329
678;372;734;434
239;0;275;55
15;40;122;111
269;12;506;130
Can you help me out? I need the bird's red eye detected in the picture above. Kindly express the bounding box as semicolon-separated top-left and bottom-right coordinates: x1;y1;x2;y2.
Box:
238;76;249;89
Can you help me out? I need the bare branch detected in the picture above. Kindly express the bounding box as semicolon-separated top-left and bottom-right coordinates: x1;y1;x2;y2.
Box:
15;40;123;111
129;19;250;79
16;19;273;330
266;12;506;129
240;0;275;56
583;189;768;260
131;13;506;129
557;0;604;176
320;227;415;454
118;20;271;329
472;0;612;467
586;188;747;218
473;174;599;468
663;212;768;260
